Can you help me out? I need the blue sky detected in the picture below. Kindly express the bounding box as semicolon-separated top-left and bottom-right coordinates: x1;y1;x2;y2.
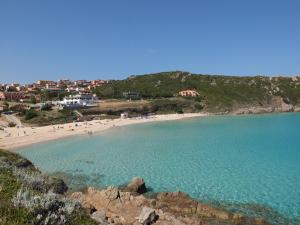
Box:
0;0;299;83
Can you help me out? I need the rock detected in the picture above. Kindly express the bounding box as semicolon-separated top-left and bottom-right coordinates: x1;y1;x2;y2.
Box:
125;177;147;194
255;218;271;225
105;186;120;200
281;102;294;112
86;204;97;215
294;107;300;112
48;178;68;194
91;210;107;224
137;207;157;225
15;158;34;168
233;107;273;115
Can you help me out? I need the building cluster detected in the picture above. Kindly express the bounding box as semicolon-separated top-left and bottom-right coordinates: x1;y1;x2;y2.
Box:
0;79;108;102
178;90;200;97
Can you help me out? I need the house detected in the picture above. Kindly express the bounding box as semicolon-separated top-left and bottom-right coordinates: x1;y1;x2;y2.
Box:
179;90;199;97
74;80;88;86
36;80;56;86
59;93;98;108
123;91;140;99
66;86;77;93
46;83;58;89
120;112;129;119
58;79;72;86
91;80;107;85
43;87;65;93
0;91;26;101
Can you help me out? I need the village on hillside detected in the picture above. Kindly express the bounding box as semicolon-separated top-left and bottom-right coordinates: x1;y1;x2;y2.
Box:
0;79;108;105
1;72;300;128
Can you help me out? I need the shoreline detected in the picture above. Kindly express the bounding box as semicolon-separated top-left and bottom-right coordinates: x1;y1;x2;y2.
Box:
1;111;299;151
0;112;209;151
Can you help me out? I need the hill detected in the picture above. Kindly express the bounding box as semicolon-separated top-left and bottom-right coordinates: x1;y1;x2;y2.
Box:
93;71;300;112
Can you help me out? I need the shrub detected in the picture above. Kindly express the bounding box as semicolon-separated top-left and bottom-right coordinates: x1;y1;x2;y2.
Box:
13;169;47;192
12;189;80;225
195;103;204;110
25;109;38;120
40;104;52;111
8;122;16;127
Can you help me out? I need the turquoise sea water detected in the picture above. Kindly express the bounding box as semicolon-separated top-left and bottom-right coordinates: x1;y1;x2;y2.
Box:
20;113;300;224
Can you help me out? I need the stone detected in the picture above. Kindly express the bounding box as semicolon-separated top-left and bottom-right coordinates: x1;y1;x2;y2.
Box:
105;186;120;200
125;177;147;194
281;102;294;112
48;178;68;194
15;158;34;168
91;210;107;224
294;107;300;112
87;204;97;215
137;207;157;225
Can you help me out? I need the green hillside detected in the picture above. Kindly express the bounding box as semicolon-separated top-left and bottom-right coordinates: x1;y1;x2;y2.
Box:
94;71;300;112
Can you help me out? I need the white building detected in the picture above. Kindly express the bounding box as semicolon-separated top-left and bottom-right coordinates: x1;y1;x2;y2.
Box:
60;93;98;108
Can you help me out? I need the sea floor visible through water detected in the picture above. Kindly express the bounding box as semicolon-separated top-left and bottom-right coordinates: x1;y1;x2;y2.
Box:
20;113;300;224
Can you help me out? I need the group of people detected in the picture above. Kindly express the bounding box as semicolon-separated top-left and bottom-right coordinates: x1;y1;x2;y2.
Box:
51;123;94;135
2;125;29;138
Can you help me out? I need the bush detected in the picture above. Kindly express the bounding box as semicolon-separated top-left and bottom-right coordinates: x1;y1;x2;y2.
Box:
13;169;46;192
12;189;80;225
25;110;38;120
40;104;52;111
8;122;17;127
194;103;204;110
30;96;37;104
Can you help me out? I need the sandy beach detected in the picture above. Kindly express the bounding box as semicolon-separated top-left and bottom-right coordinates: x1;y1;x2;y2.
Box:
0;113;208;151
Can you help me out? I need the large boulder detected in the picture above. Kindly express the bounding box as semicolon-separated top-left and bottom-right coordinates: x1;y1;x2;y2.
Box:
15;158;34;169
48;178;68;194
137;207;157;225
125;177;147;194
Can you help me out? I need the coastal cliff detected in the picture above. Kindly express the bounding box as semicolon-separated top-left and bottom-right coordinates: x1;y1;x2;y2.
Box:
0;149;274;225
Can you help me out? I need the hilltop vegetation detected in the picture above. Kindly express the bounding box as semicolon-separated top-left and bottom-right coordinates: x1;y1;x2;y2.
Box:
93;71;300;112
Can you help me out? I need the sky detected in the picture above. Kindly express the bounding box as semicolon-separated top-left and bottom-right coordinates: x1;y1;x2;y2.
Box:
0;0;299;83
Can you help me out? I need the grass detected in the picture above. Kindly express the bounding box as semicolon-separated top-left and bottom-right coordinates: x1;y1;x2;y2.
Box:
0;151;34;225
0;149;97;225
20;108;77;126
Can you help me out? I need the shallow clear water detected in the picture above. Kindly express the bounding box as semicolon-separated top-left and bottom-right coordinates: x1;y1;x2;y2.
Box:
20;113;300;223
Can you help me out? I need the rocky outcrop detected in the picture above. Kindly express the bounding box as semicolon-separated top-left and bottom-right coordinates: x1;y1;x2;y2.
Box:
48;177;68;194
91;209;107;224
124;176;147;194
294;106;300;112
15;157;34;169
135;207;158;225
233;107;273;115
271;96;294;112
70;179;273;225
232;97;297;115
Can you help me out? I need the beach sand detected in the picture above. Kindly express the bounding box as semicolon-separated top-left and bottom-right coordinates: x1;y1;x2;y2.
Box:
0;113;208;151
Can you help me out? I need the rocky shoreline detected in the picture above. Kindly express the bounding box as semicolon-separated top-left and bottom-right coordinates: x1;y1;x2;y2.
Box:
230;97;300;115
1;149;298;225
70;177;273;225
